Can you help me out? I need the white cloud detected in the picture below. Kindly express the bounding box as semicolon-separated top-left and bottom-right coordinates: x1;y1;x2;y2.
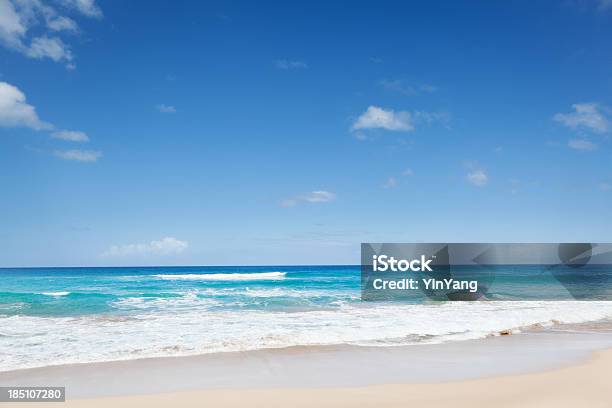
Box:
26;36;72;61
0;0;102;66
156;104;176;113
383;176;397;189
0;0;26;50
102;237;189;258
55;149;101;162
466;169;488;187
0;81;50;129
568;138;597;151
303;190;336;202
553;103;609;134
51;129;89;142
599;182;612;191
351;106;414;132
0;81;99;158
402;168;414;176
47;16;78;32
281;190;336;207
274;60;308;69
351;107;448;136
61;0;103;18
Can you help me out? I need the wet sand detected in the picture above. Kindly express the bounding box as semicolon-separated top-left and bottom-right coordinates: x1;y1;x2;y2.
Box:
1;329;611;407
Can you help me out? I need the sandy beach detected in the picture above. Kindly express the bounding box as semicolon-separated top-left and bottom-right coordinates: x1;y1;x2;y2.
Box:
2;328;611;407
60;348;612;408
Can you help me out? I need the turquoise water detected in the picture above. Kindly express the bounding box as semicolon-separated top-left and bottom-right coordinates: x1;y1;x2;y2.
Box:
1;266;611;372
0;266;359;317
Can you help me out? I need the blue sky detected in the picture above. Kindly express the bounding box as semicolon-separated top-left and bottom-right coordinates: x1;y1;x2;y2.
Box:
1;0;611;267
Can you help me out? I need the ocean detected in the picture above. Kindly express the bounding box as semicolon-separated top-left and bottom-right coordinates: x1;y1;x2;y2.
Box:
1;265;611;372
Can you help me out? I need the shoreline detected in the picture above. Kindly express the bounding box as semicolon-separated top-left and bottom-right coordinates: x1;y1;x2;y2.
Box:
2;316;611;377
1;328;612;399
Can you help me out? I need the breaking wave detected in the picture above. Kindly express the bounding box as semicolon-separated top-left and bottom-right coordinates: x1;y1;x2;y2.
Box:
152;272;286;281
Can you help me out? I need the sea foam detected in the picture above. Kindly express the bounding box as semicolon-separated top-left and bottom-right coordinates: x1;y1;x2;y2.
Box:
40;291;70;297
152;272;286;281
1;301;611;372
